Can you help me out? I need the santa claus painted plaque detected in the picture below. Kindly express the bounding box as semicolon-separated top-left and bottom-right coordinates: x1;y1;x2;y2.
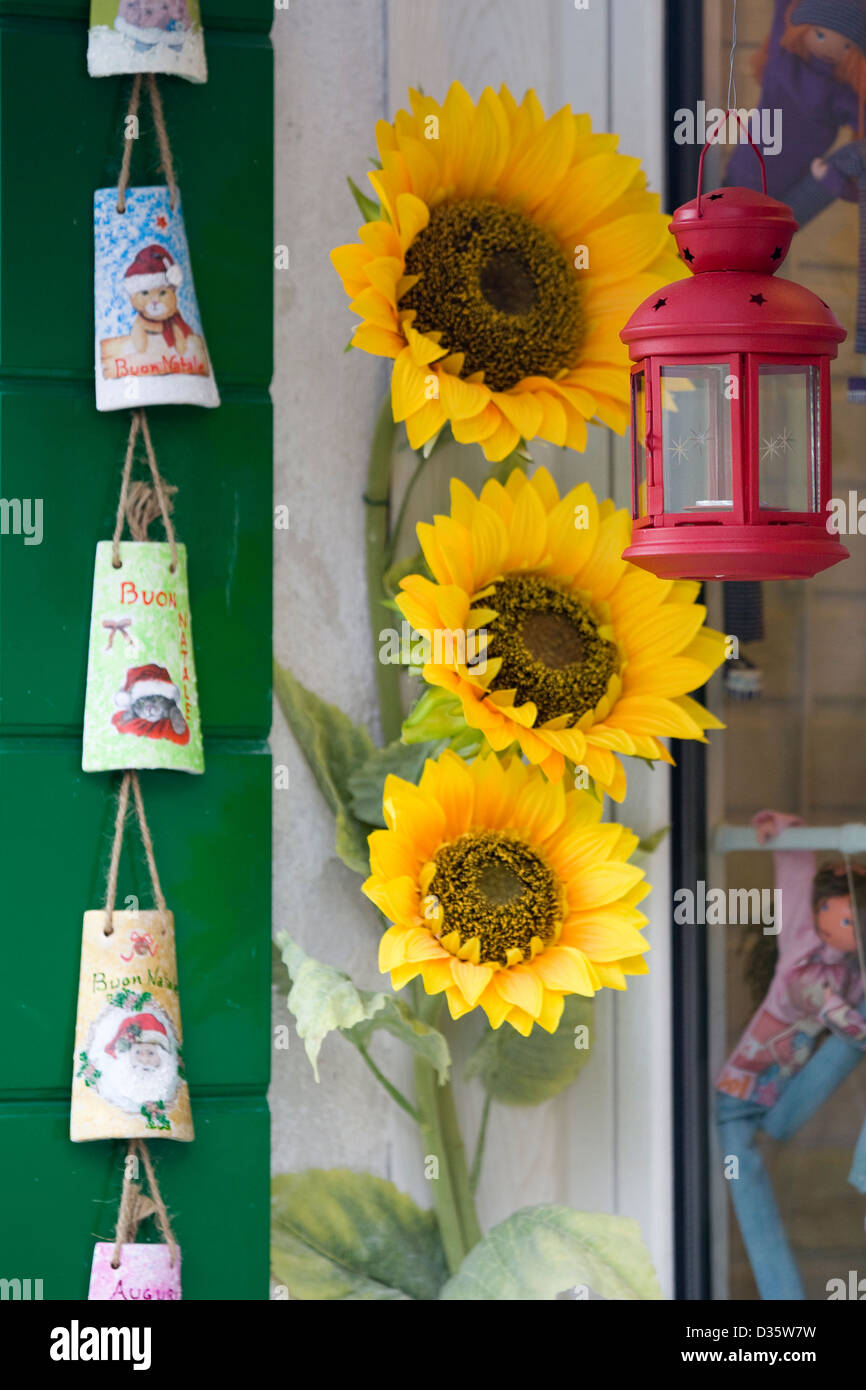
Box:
82;541;204;774
89;1243;182;1301
88;1;207;84
94;186;219;411
71;910;193;1142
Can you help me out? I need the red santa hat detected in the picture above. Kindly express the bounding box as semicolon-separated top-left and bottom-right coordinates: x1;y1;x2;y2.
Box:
105;1013;168;1058
114;664;180;710
123;244;184;297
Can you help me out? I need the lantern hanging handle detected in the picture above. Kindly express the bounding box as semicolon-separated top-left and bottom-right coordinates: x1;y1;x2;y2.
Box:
696;109;767;216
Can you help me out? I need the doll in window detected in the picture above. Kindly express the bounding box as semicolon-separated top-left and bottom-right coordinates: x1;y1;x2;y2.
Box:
716;809;866;1299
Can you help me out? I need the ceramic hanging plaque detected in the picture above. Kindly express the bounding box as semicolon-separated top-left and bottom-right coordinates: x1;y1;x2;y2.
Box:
88;1;207;84
94;186;219;411
71;909;193;1142
89;1243;182;1301
83;541;204;774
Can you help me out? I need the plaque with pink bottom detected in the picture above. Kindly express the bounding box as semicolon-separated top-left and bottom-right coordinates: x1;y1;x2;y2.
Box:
88;1242;182;1300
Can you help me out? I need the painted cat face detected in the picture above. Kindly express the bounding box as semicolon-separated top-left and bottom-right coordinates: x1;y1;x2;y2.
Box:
132;693;176;722
131;286;178;320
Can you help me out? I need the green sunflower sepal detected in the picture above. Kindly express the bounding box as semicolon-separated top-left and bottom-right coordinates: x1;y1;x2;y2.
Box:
401;686;475;745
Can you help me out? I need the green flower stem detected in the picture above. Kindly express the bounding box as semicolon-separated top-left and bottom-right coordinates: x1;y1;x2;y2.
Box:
412;1048;467;1276
436;1075;483;1249
469;1091;493;1197
384;449;430;573
356;1044;420;1124
364;395;402;744
409;987;482;1271
364;400;483;1272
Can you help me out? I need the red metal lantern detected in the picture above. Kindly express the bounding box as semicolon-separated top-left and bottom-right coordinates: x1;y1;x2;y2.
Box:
619;130;848;581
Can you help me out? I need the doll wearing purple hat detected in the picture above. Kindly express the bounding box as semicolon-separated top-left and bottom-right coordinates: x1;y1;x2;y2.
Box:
726;0;866;203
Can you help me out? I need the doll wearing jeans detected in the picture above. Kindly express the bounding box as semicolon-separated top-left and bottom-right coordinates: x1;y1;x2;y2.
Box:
716;810;866;1300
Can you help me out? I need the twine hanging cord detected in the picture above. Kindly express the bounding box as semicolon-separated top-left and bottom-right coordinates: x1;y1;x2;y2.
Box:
112;1138;179;1269
103;770;167;936
112;409;179;573
117;72;179;214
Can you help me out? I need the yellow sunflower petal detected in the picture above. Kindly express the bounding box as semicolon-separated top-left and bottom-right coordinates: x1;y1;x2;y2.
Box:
495;964;544;1018
536;988;566;1032
450;959;494;1007
404;397;447;451
419;749;475;838
352;324;405;358
533;945;597;995
568;862;645;910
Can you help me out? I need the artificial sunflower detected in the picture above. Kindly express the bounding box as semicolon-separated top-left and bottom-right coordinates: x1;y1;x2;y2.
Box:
363;749;649;1035
330;82;686;461
397;467;726;800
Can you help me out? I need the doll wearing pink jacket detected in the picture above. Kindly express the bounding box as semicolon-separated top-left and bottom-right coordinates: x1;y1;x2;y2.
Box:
717;811;866;1108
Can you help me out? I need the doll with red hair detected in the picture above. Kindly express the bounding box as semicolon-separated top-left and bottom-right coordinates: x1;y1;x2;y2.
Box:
726;0;866;204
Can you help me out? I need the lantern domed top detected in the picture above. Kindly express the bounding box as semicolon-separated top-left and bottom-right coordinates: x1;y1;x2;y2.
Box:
669;185;797;275
620;186;845;359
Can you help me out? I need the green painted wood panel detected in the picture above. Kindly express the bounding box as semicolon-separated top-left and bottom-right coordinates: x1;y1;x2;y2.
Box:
0;390;272;735
0;22;273;386
0;741;271;1097
0;1097;270;1299
0;0;272;1300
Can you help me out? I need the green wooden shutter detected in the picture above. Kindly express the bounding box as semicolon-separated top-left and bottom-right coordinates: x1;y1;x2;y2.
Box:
0;0;273;1299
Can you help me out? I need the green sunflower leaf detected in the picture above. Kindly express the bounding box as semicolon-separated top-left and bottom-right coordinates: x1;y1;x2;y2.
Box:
275;932;450;1084
637;824;670;856
273;662;374;875
347;738;442;827
347;175;380;223
463;994;593;1106
439;1204;663;1300
344;996;450;1084
272;1169;448;1300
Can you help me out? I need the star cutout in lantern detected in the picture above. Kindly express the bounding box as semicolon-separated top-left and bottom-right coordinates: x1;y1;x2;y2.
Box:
682;247;695;263
750;293;767;306
670;436;691;462
652;297;667;311
761;434;781;461
708;192;724;201
771;246;783;261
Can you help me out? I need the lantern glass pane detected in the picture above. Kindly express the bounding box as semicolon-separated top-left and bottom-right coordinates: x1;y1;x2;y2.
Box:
631;371;647;517
660;364;733;513
757;364;819;512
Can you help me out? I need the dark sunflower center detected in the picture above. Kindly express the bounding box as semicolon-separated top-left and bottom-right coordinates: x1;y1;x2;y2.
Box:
400;199;585;392
487;573;619;724
428;829;561;966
